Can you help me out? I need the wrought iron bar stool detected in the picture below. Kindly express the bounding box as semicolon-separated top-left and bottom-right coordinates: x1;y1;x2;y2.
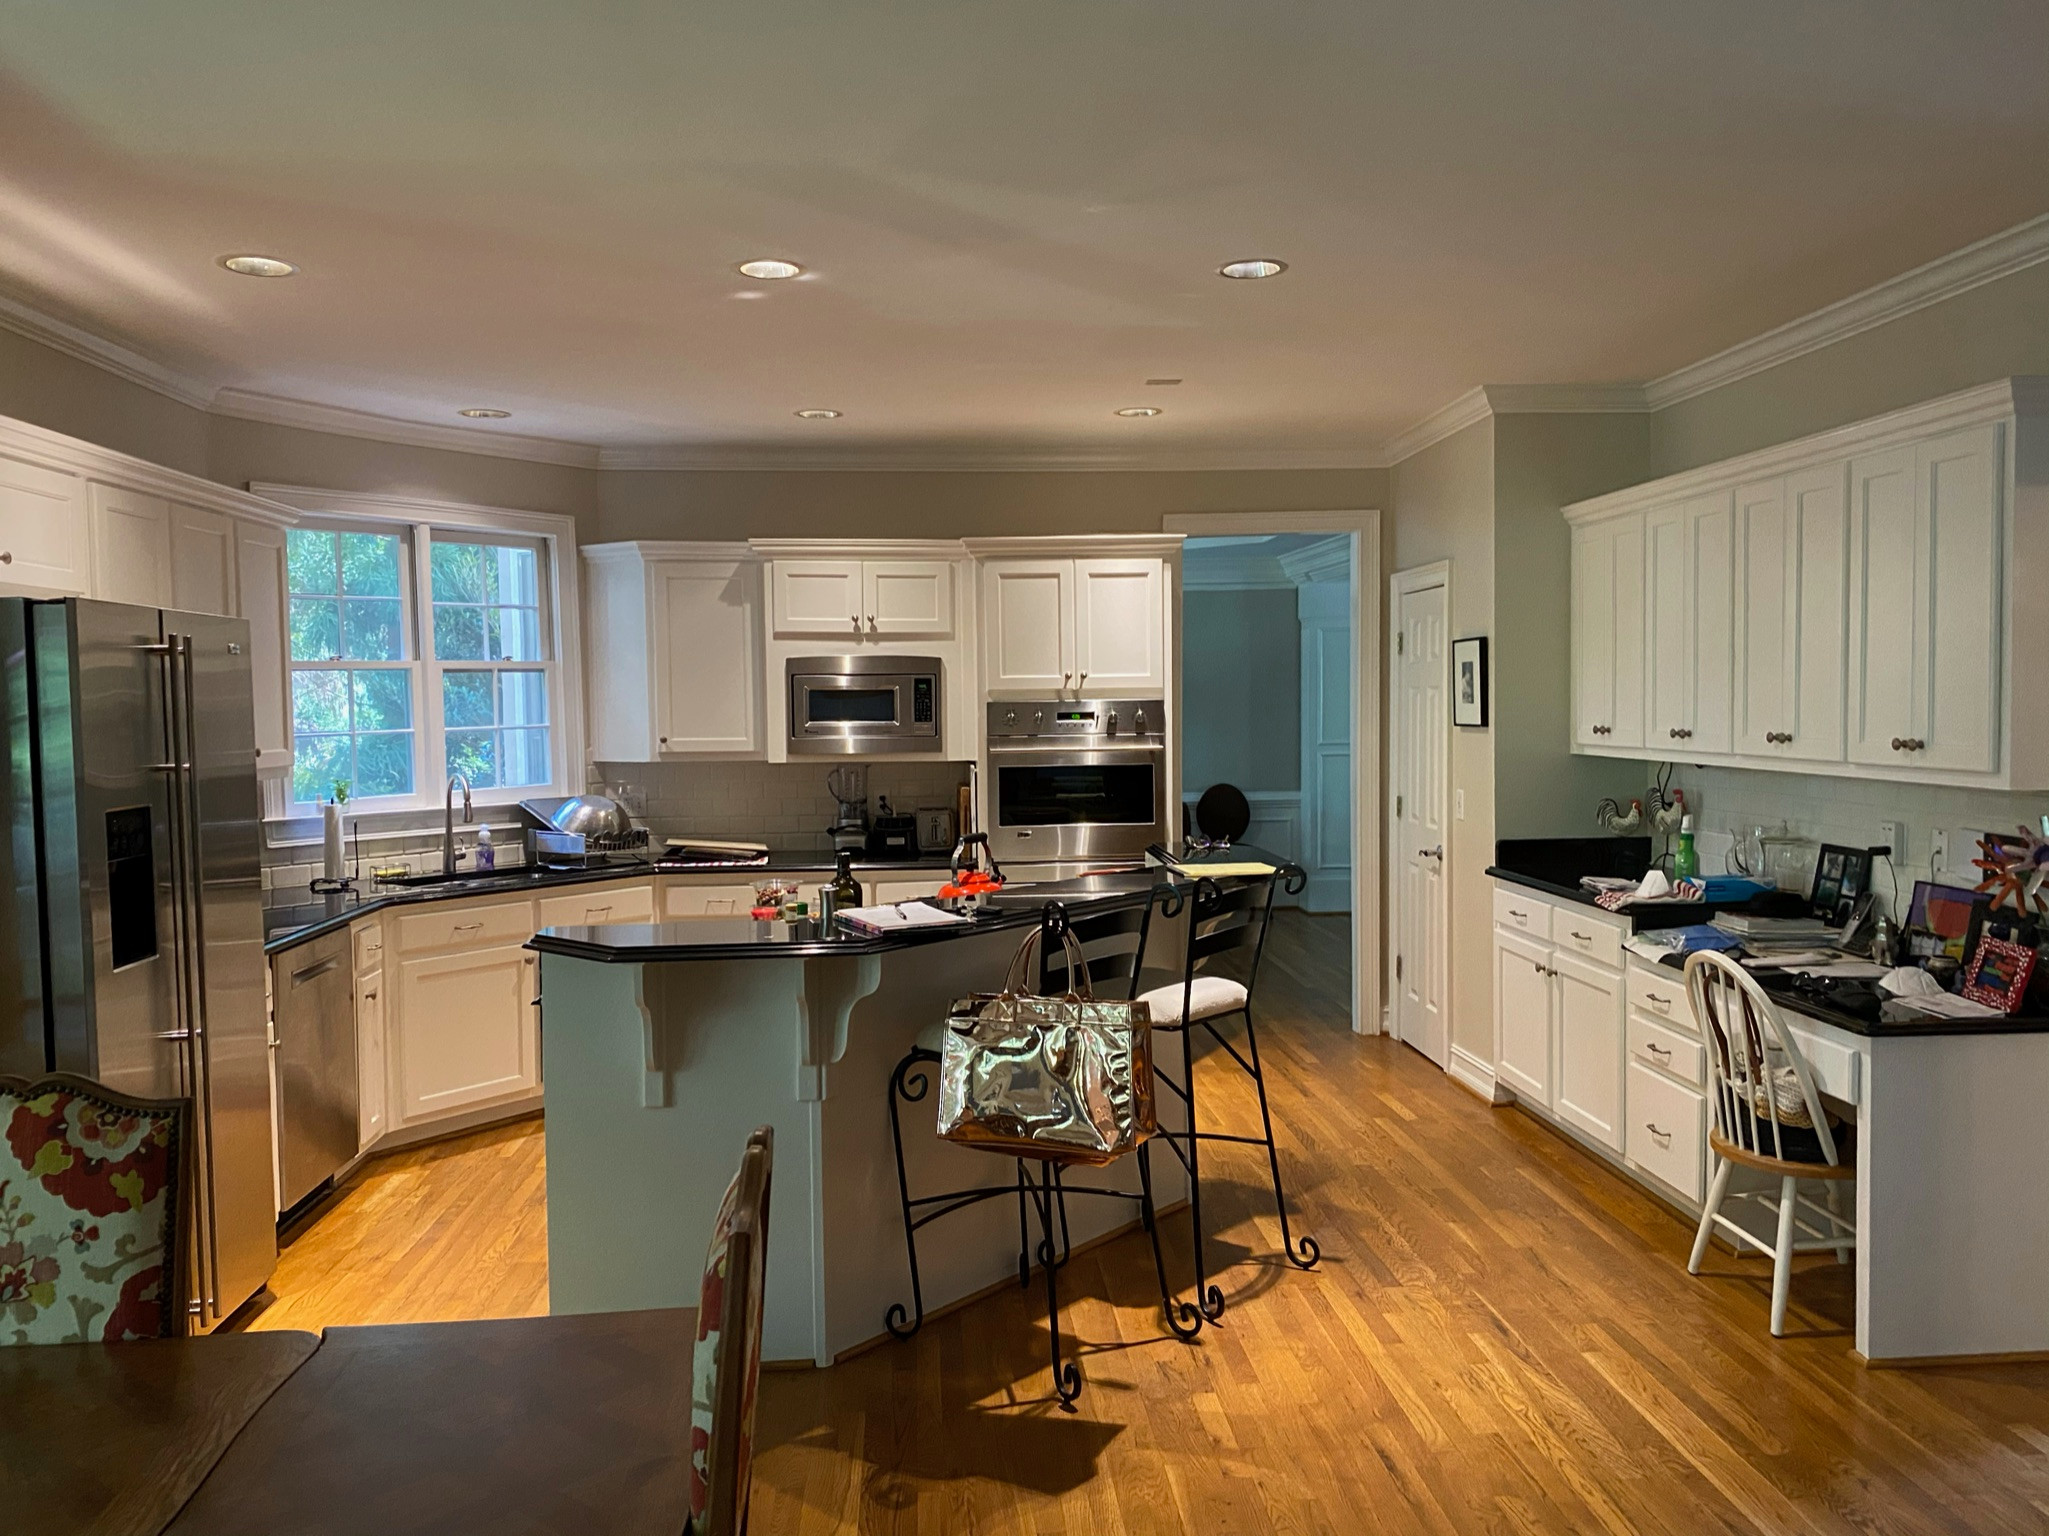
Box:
1141;868;1320;1321
883;897;1203;1411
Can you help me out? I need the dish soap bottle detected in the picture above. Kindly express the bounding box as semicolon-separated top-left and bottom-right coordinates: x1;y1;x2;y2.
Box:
1672;814;1699;881
828;848;863;912
475;823;495;873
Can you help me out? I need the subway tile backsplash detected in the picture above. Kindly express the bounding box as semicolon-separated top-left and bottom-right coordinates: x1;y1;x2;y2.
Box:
594;760;971;853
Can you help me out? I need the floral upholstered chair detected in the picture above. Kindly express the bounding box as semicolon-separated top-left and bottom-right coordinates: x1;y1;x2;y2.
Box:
0;1074;187;1345
688;1125;773;1536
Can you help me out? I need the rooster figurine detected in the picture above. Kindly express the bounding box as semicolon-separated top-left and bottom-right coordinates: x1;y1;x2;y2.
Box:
1651;787;1687;840
1595;797;1644;836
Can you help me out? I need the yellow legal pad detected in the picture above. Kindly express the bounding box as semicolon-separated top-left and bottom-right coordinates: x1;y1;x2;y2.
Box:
1167;861;1277;878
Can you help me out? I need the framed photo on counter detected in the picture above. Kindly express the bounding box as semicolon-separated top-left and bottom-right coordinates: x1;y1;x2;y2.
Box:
1961;934;2037;1013
1452;636;1488;727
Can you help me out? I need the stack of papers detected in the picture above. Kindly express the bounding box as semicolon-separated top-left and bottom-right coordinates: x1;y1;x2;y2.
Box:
837;901;972;933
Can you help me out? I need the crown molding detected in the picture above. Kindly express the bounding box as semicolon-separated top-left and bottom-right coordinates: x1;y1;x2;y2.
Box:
1381;388;1493;466
1180;550;1297;590
215;389;600;469
0;289;221;410
597;441;1387;472
1277;534;1353;584
1643;212;2049;409
1482;383;1650;413
250;481;580;541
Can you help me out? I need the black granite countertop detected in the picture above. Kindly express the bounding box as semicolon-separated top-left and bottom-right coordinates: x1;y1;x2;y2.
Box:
1486;836;1720;931
263;855;957;955
527;847;1293;964
1637;949;2049;1038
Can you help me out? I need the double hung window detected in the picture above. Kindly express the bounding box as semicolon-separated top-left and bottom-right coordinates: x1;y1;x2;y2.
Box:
286;523;559;810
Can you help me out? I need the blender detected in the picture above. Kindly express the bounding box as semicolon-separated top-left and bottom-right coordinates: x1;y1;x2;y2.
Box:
826;764;869;854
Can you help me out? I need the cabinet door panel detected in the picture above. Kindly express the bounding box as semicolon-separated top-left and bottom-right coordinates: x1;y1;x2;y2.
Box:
1785;465;1848;762
1073;558;1165;693
1687;492;1735;755
1572;515;1644;747
652;560;762;754
234;520;293;769
1847;447;1919;764
865;561;955;637
1495;930;1553;1106
1645;504;1690;747
1609;519;1646;749
0;454;87;594
395;943;538;1120
1916;426;2002;773
88;483;171;606
356;969;387;1149
772;560;863;638
982;561;1072;692
1554;953;1623;1151
1734;478;1789;755
169;504;236;616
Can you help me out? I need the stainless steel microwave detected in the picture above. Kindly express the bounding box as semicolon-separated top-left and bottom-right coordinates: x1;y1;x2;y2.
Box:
787;655;942;756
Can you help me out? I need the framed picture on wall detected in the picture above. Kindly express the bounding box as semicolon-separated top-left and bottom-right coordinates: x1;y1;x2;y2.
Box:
1451;636;1488;727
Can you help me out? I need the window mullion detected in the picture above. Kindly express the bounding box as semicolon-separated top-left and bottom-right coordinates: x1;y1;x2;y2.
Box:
414;523;444;797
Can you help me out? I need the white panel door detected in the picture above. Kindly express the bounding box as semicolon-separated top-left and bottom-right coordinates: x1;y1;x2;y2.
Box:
652;559;763;754
87;483;171;606
394;943;539;1120
771;559;864;639
1495;929;1554;1106
865;560;955;637
0;454;87;595
1846;447;1922;765
982;560;1073;693
169;503;236;616
1553;951;1624;1151
1073;558;1165;694
1392;580;1447;1067
1572;514;1644;748
234;519;293;770
1298;581;1352;914
1686;491;1735;755
1914;426;2003;773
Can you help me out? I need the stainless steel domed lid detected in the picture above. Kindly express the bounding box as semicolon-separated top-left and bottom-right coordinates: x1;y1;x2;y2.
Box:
547;794;634;837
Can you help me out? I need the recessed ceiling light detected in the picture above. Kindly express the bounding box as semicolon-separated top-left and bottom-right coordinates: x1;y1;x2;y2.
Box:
794;408;841;420
1115;406;1163;418
1218;258;1287;280
457;408;511;419
738;259;802;280
219;253;298;278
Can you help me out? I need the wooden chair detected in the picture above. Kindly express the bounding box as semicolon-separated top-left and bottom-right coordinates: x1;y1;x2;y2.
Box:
0;1073;188;1345
1140;871;1320;1323
1683;952;1855;1336
690;1125;774;1536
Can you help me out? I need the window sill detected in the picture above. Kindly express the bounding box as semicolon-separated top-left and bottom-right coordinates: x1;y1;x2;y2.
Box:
263;813;531;850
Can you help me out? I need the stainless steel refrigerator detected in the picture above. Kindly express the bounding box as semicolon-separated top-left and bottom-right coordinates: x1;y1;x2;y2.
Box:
1;597;276;1331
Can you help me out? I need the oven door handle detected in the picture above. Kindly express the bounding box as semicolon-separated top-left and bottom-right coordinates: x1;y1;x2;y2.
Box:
986;741;1166;756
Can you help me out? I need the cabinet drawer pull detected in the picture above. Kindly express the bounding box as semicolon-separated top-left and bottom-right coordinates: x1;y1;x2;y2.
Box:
1643;1041;1670;1058
1508;909;1527;921
1644;1122;1672;1145
1569;930;1592;943
452;921;484;934
1645;991;1671;1007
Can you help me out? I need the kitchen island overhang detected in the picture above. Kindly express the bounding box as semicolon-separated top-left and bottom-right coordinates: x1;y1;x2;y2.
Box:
528;875;1224;1366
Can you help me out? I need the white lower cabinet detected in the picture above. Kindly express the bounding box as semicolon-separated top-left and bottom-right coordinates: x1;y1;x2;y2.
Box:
1553;952;1623;1150
355;965;387;1151
1493;888;1627;1150
1494;928;1555;1106
395;942;541;1121
1625;1062;1706;1203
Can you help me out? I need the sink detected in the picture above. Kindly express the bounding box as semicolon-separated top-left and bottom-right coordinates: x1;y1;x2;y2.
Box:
376;870;531;891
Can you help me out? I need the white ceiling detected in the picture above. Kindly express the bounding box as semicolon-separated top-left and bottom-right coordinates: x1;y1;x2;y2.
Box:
3;1;2047;466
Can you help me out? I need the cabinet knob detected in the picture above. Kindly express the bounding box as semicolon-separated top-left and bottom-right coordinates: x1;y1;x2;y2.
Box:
0;552;11;565
1893;737;1925;752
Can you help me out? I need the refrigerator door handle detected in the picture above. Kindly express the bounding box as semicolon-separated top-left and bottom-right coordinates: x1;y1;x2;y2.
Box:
175;635;223;1322
156;633;211;1323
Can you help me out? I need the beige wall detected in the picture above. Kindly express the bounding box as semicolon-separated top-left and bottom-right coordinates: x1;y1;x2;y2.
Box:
1650;259;2049;476
0;328;211;476
1389;419;1496;1060
597;465;1389;542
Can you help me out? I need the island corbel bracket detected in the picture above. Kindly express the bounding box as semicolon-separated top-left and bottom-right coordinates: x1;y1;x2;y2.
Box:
796;953;884;1100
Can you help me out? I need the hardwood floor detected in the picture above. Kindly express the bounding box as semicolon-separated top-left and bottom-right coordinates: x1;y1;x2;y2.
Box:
245;912;2049;1534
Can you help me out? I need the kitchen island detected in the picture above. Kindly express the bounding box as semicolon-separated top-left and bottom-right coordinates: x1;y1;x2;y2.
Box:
529;871;1223;1366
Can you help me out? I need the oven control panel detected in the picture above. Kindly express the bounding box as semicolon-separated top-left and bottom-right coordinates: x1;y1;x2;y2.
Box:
986;698;1164;743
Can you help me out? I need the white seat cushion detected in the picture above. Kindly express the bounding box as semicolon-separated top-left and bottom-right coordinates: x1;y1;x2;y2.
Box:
913;1018;947;1055
1138;976;1249;1027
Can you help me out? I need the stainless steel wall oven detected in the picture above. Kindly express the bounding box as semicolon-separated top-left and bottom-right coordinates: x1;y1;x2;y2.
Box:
986;698;1168;864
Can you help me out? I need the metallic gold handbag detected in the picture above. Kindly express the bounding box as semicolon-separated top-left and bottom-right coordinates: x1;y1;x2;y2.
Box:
936;924;1156;1166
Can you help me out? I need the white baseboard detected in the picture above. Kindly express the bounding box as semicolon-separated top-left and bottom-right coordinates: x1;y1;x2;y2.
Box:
1297;872;1351;913
1448;1044;1510;1105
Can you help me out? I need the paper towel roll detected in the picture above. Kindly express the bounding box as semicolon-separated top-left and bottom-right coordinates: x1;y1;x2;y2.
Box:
323;802;346;882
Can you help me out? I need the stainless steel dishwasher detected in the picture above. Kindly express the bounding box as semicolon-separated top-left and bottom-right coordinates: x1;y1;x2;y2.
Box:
275;928;360;1210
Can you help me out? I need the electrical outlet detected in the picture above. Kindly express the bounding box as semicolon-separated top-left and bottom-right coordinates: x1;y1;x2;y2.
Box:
1931;828;1950;871
1455;788;1466;821
1878;820;1901;856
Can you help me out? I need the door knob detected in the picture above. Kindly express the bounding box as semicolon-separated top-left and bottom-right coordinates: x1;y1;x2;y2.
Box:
1420;846;1443;861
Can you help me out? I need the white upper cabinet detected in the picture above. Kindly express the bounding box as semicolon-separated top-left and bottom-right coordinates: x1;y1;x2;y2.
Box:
0;452;88;595
88;483;173;606
1073;558;1166;694
982;559;1074;693
1571;513;1645;749
1646;492;1734;755
1568;380;2038;788
770;557;954;640
234;519;293;770
169;504;237;616
584;544;764;760
981;554;1167;697
1847;425;2002;774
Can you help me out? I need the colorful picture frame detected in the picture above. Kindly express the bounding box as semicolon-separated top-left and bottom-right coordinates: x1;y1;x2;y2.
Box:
1960;934;2037;1013
1451;636;1488;727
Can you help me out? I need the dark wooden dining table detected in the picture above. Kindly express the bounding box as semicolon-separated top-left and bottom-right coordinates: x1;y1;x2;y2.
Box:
7;1307;700;1536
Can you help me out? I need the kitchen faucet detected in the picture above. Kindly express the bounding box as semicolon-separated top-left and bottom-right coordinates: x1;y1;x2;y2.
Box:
443;774;473;874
